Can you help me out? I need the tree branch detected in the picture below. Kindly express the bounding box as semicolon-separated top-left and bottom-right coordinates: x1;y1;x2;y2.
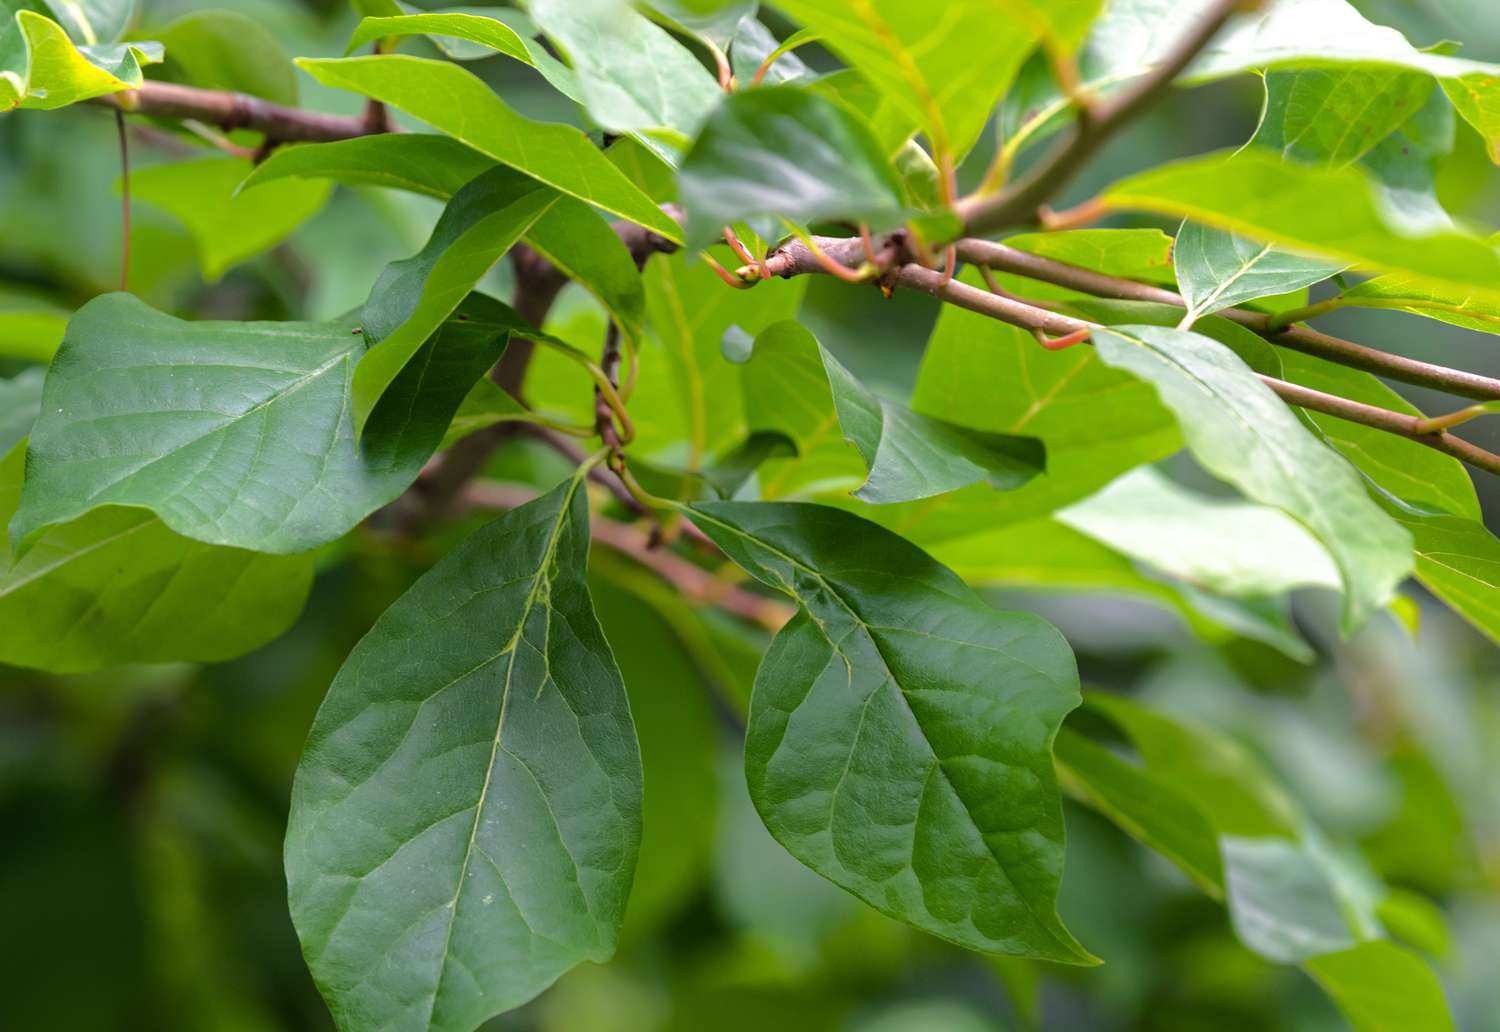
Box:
98;81;379;143
955;0;1250;236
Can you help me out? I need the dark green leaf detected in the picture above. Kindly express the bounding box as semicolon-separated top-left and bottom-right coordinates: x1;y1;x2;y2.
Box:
286;474;641;1031
688;500;1095;964
240;135;497;202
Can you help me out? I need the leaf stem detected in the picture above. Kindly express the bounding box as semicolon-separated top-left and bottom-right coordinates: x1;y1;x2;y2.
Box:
114;107;130;293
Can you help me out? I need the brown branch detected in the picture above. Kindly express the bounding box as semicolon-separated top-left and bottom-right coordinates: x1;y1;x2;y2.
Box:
97;81;380;143
461;481;792;631
953;238;1500;402
955;0;1250;236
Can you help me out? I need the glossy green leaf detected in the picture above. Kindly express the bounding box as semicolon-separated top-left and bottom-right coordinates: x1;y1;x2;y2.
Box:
346;12;531;65
240;134;496;202
1054;728;1224;896
901;276;1179;534
737;321;1043;503
1255;66;1433;169
687;500;1095;964
523;197;648;352
286;474;641;1031
1091;324;1412;631
1057;466;1341;598
296;55;683;243
354;168;555;434
130;157;333;282
1304;941;1457;1032
153;9;298;104
1105;149;1500;297
1;8;160;111
0;442;313;673
770;0;1040;158
1337;273;1500;337
11;293;508;555
678;85;906;249
1174;221;1344;327
530;0;719;165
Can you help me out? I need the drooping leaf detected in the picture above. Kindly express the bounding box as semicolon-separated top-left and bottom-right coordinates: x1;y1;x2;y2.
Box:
1102;149;1500;297
0;8;161;111
286;474;642;1031
1304;941;1458;1032
11;293;510;555
735;320;1044;503
678;85;906;248
345;12;531;65
354;167;556;433
1173;221;1344;327
240;134;497;202
1091;324;1412;631
898;275;1179;535
1380;495;1500;646
129;157;333;282
530;0;719;165
295;55;683;243
686;500;1095;964
769;0;1040;159
153;9;298;104
0;442;313;673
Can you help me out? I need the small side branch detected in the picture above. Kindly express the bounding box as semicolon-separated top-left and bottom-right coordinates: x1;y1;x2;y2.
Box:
98;81;381;143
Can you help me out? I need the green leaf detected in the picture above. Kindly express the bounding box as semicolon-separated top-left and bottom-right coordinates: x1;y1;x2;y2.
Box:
354;168;556;434
678;85;906;249
346;12;531;65
1381;497;1500;646
1304;941;1457;1032
901;275;1179;534
295;55;683;243
1103;148;1500;296
1057;466;1341;598
11;293;508;555
1005;228;1177;286
1091;324;1412;631
1255;66;1434;169
1222;836;1364;963
529;0;719;165
129;157;333;283
769;0;1040;159
647;0;755;49
153;9;298;105
240;134;496;202
687;500;1095;964
438;378;529;450
728;17;811;87
0;442;313;673
40;0;130;44
1337;272;1500;337
1173;221;1344;327
1;8;161;111
523;197;648;353
0;286;67;363
0;366;42;453
736;320;1044;503
286;474;642;1031
1054;728;1224;896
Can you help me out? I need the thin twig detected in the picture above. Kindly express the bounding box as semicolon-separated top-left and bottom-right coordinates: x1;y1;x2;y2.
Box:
114;108;131;292
97;81;381;143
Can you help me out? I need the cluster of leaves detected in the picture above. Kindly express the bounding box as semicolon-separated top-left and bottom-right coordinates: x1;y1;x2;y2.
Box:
3;1;1500;1030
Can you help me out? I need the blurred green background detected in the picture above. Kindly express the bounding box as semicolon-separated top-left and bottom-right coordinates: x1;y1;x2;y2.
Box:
2;2;1498;1029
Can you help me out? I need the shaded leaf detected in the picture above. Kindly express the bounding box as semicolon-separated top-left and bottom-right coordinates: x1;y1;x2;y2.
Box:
1092;324;1412;631
153;9;298;104
296;55;683;242
687;500;1095;963
679;85;906;249
729;17;811;86
286;474;641;1031
240;134;496;202
11;293;508;555
1222;836;1363;963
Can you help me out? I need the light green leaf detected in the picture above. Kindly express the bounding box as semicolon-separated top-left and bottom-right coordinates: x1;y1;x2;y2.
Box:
286;475;642;1031
1102;148;1500;296
130;157;333;282
1222;836;1363;963
1381;497;1500;646
1005;228;1177;285
354;168;556;434
153;9;298;105
1337;272;1500;337
240;134;496;202
1256;66;1434;169
40;0;130;44
0;367;42;453
1054;728;1224;897
1057;466;1341;598
688;499;1094;963
0;286;67;363
728;17;811;86
737;320;1044;503
523;197;648;352
530;0;719;166
1305;940;1457;1032
295;55;683;243
678;85;906;249
1;8;160;111
437;378;528;450
1173;221;1344;327
769;0;1040;159
646;0;755;49
1092;324;1412;631
346;12;531;65
11;293;509;555
899;275;1179;534
0;442;313;674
